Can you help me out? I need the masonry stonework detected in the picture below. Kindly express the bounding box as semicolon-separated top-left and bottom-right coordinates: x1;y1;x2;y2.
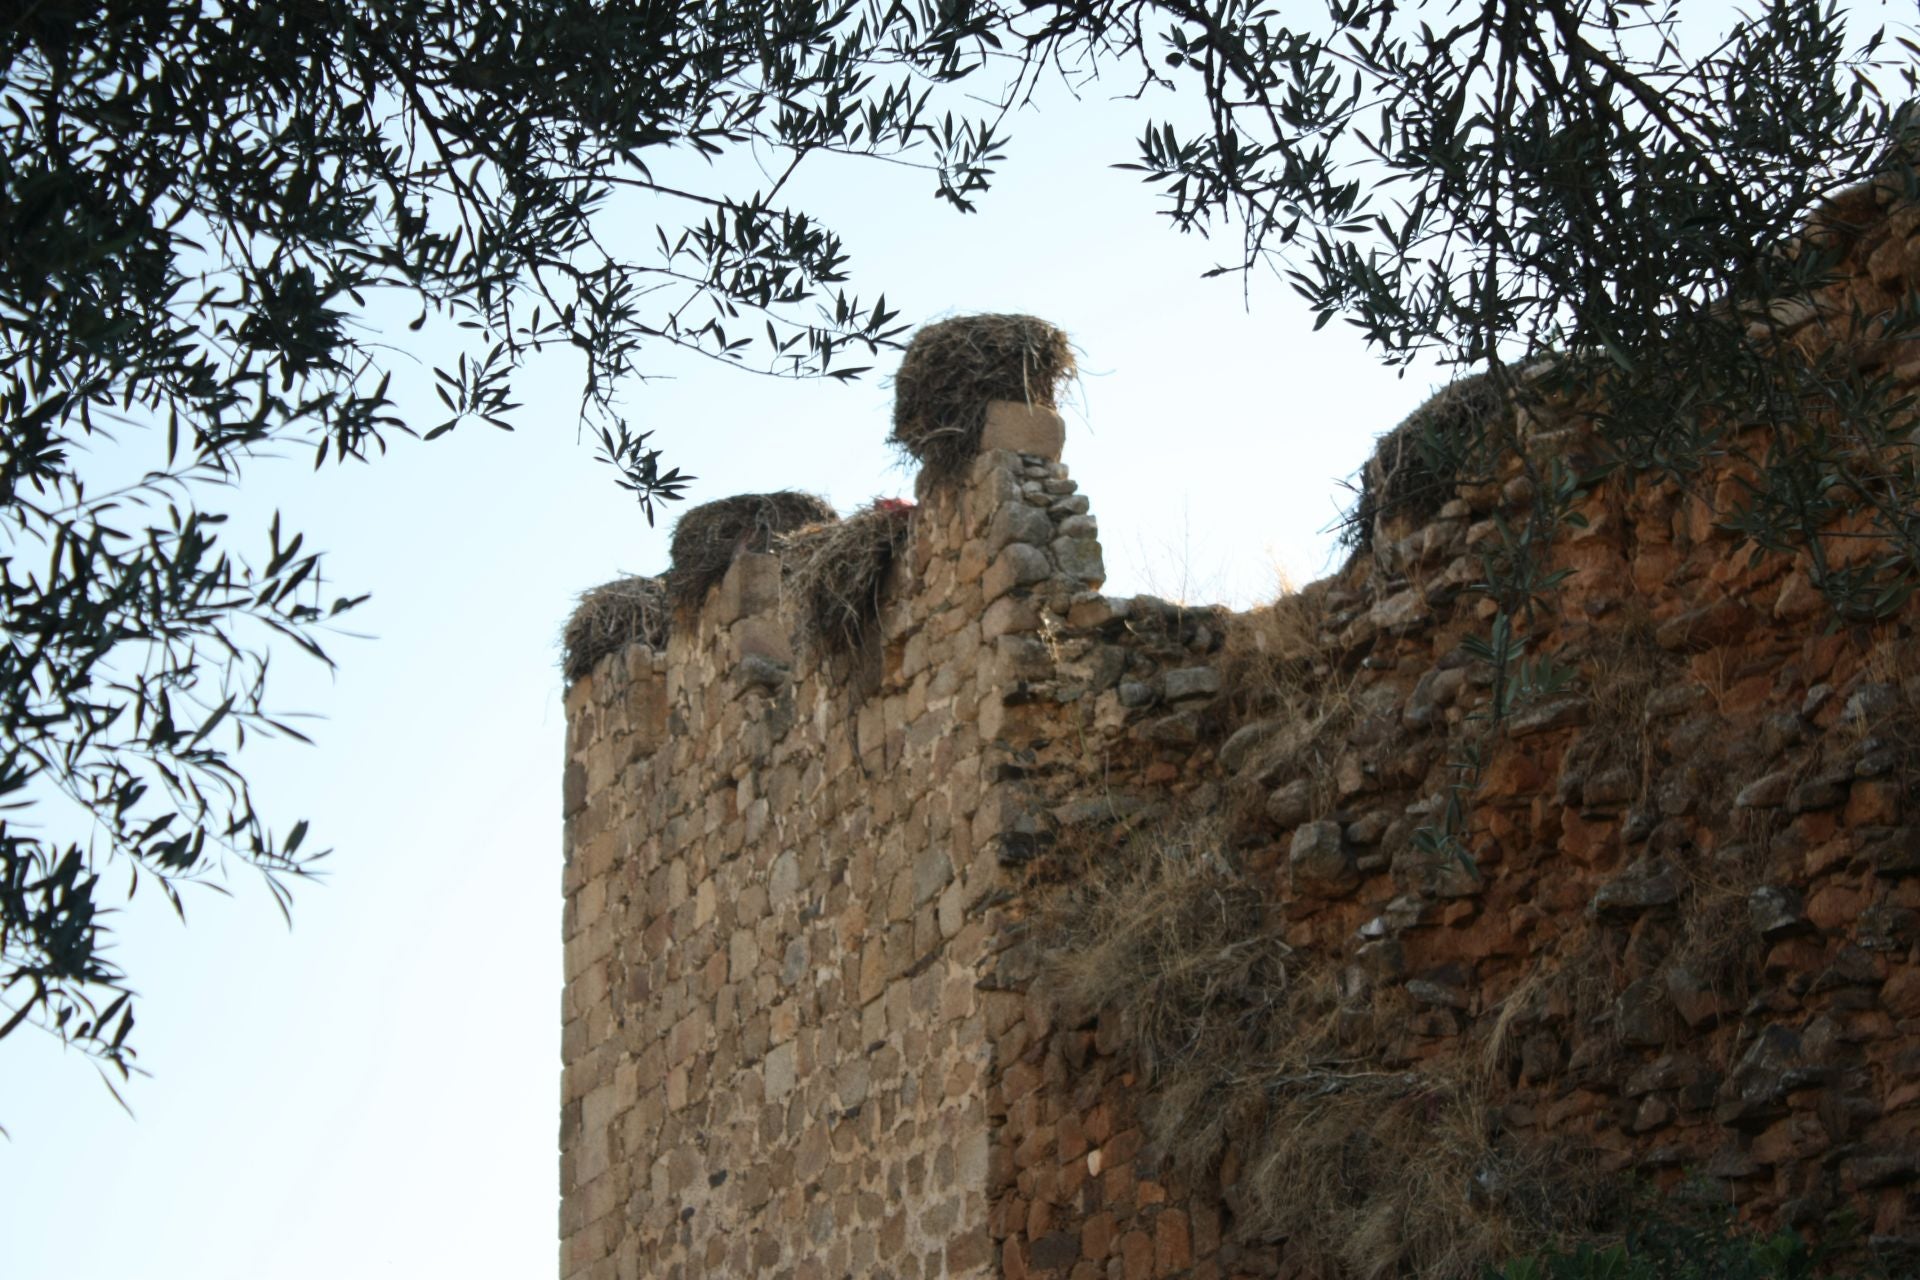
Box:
564;192;1920;1279
561;410;1106;1280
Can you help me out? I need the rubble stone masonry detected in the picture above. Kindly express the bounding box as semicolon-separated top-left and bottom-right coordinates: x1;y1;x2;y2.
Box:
564;191;1920;1278
561;400;1109;1280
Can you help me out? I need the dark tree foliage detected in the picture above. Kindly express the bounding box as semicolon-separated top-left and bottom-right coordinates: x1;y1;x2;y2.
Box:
1034;0;1917;614
3;0;1912;1089
0;0;1009;1083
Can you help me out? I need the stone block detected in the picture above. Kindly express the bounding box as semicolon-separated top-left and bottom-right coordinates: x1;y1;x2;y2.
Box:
954;537;991;586
1736;770;1794;809
764;1041;797;1100
1368;588;1430;633
982;543;1051;603
980;694;1060;745
1066;593;1122;628
1750;885;1811;940
1221;718;1285;771
733;654;787;694
979;401;1066;459
1506;695;1587;737
994;634;1053;683
1266;778;1313;827
913;844;954;904
1615;976;1673;1047
986;502;1054;555
1289;820;1357;896
717;552;782;624
768;849;799;904
981;593;1041;639
731;615;792;666
966;446;1024;488
1162;666;1221;702
1050;536;1105;585
1590;859;1680;919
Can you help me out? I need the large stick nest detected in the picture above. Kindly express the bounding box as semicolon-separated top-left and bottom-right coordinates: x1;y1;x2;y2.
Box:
778;500;914;657
1341;372;1510;554
890;314;1075;478
667;491;838;608
562;575;669;683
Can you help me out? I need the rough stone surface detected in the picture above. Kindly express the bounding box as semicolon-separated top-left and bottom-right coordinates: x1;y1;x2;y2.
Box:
979;400;1067;458
1290;821;1358;896
564;204;1920;1279
559;449;1088;1280
1163;666;1222;702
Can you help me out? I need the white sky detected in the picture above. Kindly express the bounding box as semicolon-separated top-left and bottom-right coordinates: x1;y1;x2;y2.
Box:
7;4;1888;1271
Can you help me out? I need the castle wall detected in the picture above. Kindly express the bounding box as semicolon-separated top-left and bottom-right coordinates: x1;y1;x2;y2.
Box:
974;196;1920;1276
984;462;1920;1279
564;192;1920;1280
559;411;1108;1280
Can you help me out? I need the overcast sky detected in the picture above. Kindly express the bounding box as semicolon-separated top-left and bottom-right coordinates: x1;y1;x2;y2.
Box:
1;8;1836;1271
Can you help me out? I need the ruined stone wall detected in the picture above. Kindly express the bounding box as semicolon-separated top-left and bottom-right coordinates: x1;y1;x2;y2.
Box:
563;193;1920;1280
559;404;1110;1280
983;463;1920;1279
977;194;1920;1279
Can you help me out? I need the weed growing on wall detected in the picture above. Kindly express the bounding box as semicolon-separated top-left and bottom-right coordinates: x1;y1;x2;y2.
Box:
1036;817;1610;1279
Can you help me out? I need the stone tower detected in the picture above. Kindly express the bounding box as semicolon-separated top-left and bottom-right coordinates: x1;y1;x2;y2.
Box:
560;382;1106;1278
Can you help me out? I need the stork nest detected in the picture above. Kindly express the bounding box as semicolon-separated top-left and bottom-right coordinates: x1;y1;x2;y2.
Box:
1340;372;1510;553
562;575;669;682
779;499;914;656
891;314;1074;478
667;491;838;608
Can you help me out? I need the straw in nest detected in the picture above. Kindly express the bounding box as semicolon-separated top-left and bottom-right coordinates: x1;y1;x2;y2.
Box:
890;314;1074;478
778;499;914;656
667;491;837;608
562;575;669;682
1343;372;1509;552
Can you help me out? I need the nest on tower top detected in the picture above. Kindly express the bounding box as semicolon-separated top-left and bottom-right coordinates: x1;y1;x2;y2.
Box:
778;499;915;657
1340;372;1510;554
667;490;838;608
562;575;670;682
890;314;1074;479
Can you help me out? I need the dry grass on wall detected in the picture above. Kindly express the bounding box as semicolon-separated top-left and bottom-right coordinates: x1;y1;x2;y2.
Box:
890;314;1075;478
1217;589;1362;816
562;575;670;682
1035;819;1608;1280
1565;615;1676;789
1341;372;1510;555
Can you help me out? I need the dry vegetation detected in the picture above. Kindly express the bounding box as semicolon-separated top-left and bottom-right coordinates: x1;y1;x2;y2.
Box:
1342;373;1510;554
890;314;1075;477
1036;817;1607;1279
562;575;669;682
1564;614;1679;792
778;500;914;657
667;491;837;607
1218;588;1360;813
1671;840;1769;1002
